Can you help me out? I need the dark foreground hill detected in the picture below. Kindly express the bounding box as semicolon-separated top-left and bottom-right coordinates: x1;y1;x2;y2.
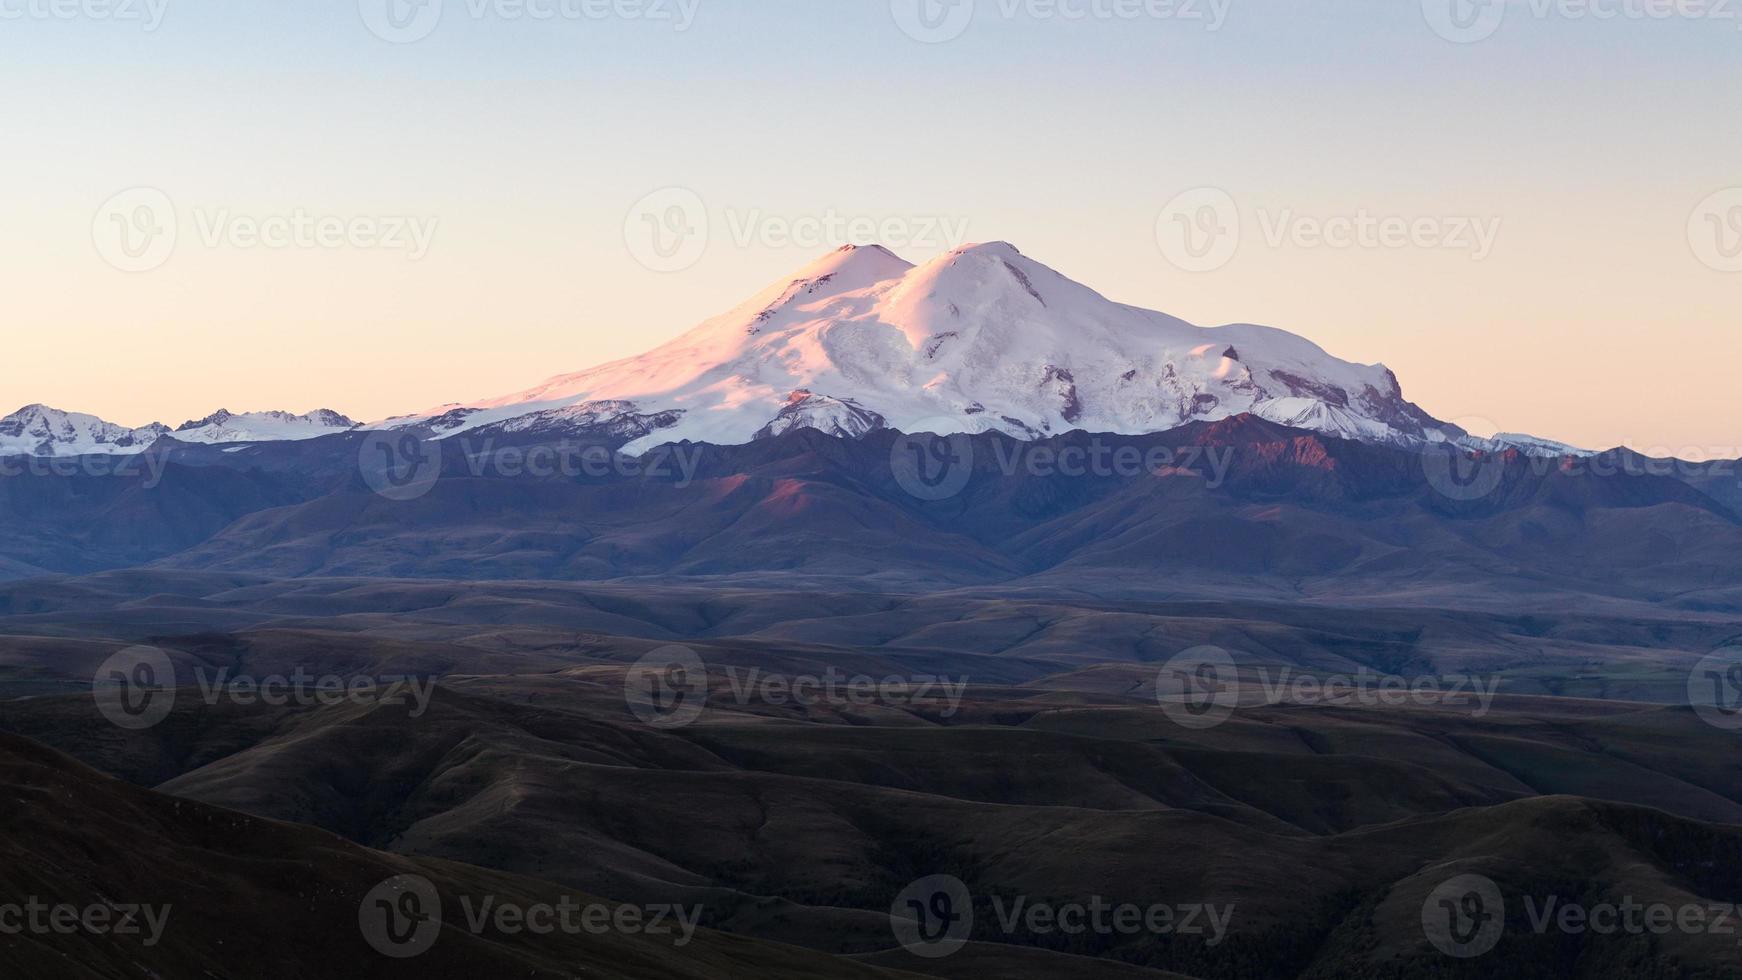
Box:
0;731;930;979
5;603;1742;978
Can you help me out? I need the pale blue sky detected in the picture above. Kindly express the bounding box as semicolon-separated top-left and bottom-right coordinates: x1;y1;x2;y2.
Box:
4;0;1739;450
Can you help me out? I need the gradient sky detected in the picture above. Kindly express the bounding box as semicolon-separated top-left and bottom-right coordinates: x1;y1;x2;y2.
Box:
4;0;1739;453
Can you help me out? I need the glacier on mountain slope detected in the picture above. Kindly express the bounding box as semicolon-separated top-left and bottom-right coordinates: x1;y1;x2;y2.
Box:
413;242;1486;456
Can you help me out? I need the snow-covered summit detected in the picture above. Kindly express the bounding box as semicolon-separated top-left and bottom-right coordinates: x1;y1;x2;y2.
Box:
172;409;357;445
1481;431;1595;458
0;405;169;457
422;242;1475;454
0;405;358;457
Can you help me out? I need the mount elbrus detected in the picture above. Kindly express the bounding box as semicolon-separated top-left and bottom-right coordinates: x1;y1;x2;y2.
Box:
2;243;1586;460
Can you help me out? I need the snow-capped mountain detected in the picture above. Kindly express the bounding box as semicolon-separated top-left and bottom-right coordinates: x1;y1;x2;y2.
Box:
0;405;170;457
412;242;1484;455
171;409;357;445
10;243;1587;461
0;406;357;457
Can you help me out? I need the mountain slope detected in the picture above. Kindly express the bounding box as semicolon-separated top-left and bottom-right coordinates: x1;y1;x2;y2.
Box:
93;422;1739;609
405;243;1476;455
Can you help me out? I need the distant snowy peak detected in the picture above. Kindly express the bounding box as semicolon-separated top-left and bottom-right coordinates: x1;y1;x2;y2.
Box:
171;409;357;445
0;405;359;457
0;405;169;458
428;241;1552;456
1480;431;1595;458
